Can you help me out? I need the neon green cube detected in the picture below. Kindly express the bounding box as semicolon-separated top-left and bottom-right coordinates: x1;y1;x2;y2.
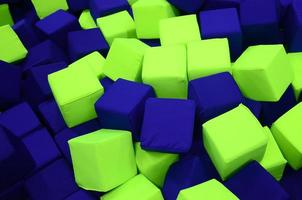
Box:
187;38;231;80
97;11;136;46
48;66;103;128
104;38;149;82
132;0;178;39
288;52;302;99
259;127;287;181
31;0;69;19
102;174;164;200
271;102;302;170
135;143;179;188
159;15;201;46
0;4;14;26
68;129;137;192
0;25;27;63
142;45;188;98
232;44;293;102
79;10;97;30
128;0;138;5
203;104;268;180
177;179;239;200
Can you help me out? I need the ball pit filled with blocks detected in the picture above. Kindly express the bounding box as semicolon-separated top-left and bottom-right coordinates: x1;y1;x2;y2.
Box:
1;0;302;199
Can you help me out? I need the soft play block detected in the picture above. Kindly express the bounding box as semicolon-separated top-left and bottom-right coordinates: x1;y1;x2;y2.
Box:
225;161;289;200
13;19;41;49
177;179;239;200
68;129;136;192
259;127;287;181
271;102;302;169
71;119;102;136
0;25;27;63
103;38;149;82
55;128;78;163
203;0;241;10
159;15;201;46
97;11;136;45
141;39;161;47
48;66;104;128
0;4;14;26
95;79;155;140
67;0;88;12
90;0;130;19
199;8;242;60
203;104;268;180
67;28;109;61
31;0;68;19
243;98;262;119
142;45;187;98
132;0;178;39
100;76;114;91
65;190;96;200
141;98;196;153
280;166;302;199
188;72;243;122
0;181;28;200
288;52;302;99
102;174;164;200
79;10;97;30
187;38;231;80
167;0;204;13
25;159;78;200
135;143;179;187
232;44;293;102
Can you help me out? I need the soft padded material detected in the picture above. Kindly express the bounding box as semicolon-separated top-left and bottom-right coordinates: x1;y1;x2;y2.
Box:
65;190;96;200
55;128;79;163
31;0;69;19
167;0;204;14
288;52;302;99
89;0;130;19
78;10;97;30
0;4;14;26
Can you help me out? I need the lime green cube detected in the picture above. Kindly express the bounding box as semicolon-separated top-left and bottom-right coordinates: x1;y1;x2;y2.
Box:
135;143;179;188
288;52;302;99
48;66;103;128
68;129;137;192
203;104;268;180
159;15;201;46
187;38;231;80
31;0;69;19
233;44;293;102
0;25;27;63
259;127;287;181
97;11;136;46
128;0;138;5
132;0;178;39
271;102;302;170
177;179;239;200
102;174;164;200
142;45;188;98
0;4;14;26
79;10;97;30
104;38;149;82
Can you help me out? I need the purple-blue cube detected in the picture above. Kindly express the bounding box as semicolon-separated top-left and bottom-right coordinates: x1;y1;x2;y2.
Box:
243;98;262;119
203;0;241;10
67;0;89;12
65;190;96;200
100;76;114;91
71;119;102;136
0;181;28;200
55;128;78;164
280;166;302;199
89;0;130;19
167;0;204;14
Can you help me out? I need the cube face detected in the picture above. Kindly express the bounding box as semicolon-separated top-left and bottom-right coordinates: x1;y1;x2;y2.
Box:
288;52;302;99
187;38;231;80
89;0;130;19
79;10;97;30
68;129;137;192
203;104;268;180
31;0;69;19
142;45;188;99
0;4;14;26
159;15;201;46
167;0;203;14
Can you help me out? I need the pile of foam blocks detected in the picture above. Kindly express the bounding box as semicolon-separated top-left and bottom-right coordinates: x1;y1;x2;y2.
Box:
1;0;302;199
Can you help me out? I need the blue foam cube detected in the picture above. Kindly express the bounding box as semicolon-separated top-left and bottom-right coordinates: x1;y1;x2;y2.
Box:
0;181;28;200
100;76;114;91
203;0;241;10
280;166;302;199
89;0;130;19
65;190;96;200
243;98;262;119
167;0;204;14
67;0;88;12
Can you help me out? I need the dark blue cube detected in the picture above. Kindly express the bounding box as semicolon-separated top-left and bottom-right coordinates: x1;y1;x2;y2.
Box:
203;0;241;10
0;181;28;200
167;0;204;14
100;76;114;91
13;19;41;49
280;166;302;199
65;190;96;200
55;128;78;164
71;119;102;136
243;98;262;119
67;0;89;12
89;0;130;19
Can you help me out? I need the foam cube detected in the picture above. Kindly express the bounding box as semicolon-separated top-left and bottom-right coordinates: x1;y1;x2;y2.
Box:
95;79;155;140
0;25;27;63
48;65;104;128
67;0;88;12
31;0;69;18
97;11;136;45
100;76;114;91
90;0;130;19
203;0;241;10
167;0;204;13
103;38;149;82
280;166;302;199
0;181;28;200
65;190;96;200
68;129;136;192
187;38;231;80
79;10;97;30
288;52;302;99
271;102;302;169
141;39;161;47
141;98;196;153
135;143;179;187
132;0;178;39
67;28;109;61
159;15;201;46
199;8;242;60
203;104;268;180
232;44;293;102
71;119;102;136
0;4;14;26
102;174;164;200
243;98;262;119
13;19;41;49
177;179;239;200
188;72;243;122
55;128;78;163
142;45;187;98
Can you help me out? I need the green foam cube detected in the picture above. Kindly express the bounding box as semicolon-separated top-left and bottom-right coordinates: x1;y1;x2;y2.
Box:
128;0;138;5
79;10;97;30
0;25;27;63
159;15;201;46
259;126;287;181
104;38;149;82
31;0;69;19
135;143;179;188
132;0;178;39
232;44;293;102
271;102;302;170
102;174;164;200
288;52;302;99
142;45;188;98
97;11;136;46
177;179;239;200
203;104;268;180
48;66;103;128
187;38;231;80
0;4;14;26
